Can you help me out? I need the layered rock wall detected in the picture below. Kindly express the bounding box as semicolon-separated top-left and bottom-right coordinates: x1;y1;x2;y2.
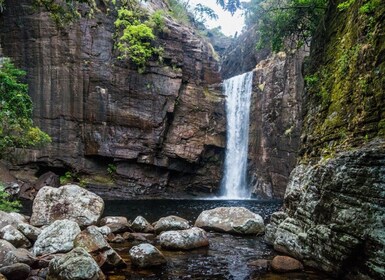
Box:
267;0;385;278
248;51;304;198
0;0;225;197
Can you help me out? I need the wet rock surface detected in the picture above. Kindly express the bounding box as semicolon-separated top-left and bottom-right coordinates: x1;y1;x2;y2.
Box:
195;207;265;235
30;185;104;227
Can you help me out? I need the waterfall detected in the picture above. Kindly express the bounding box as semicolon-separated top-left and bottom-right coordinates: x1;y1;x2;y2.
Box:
221;71;253;199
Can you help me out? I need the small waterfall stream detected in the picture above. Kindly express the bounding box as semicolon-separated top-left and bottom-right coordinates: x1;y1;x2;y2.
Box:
221;71;253;199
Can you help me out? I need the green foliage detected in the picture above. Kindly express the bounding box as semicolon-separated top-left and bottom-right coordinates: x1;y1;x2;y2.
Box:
243;0;328;52
337;0;355;11
32;0;98;26
167;0;191;25
107;163;117;175
114;4;164;72
0;58;51;156
216;0;241;15
193;4;219;23
0;185;21;212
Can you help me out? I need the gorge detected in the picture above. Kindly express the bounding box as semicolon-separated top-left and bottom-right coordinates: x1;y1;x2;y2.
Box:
0;0;384;279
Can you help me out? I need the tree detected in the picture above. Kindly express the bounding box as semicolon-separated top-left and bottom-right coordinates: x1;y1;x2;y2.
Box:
216;0;241;15
0;58;51;156
242;0;328;52
193;4;219;24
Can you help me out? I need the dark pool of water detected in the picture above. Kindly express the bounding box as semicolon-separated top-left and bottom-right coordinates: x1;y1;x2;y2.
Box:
102;199;333;280
103;199;283;224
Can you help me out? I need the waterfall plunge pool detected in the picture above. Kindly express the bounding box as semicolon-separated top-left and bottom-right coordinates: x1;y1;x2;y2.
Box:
21;199;331;279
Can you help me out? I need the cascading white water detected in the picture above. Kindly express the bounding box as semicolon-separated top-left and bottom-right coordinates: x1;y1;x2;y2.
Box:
221;71;253;199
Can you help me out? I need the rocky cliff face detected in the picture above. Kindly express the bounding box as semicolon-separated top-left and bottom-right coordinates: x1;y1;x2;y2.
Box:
267;0;385;278
0;0;225;197
248;51;304;199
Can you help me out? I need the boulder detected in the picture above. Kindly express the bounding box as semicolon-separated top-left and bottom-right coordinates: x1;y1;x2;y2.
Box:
30;185;104;227
33;219;81;256
154;216;190;234
74;226;126;269
34;172;60;191
129;243;166;268
159;227;209;250
0;225;31;248
91;226;111;236
99;216;128;226
195;207;265;235
271;256;304;273
0;211;24;230
0;240;36;268
17;223;42;242
104;222;131;234
0;240;18;267
47;247;105;280
0;263;30;280
131;216;154;233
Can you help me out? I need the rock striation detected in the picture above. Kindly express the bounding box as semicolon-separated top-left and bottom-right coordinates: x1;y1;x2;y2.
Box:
248;51;304;198
266;0;385;278
0;0;225;197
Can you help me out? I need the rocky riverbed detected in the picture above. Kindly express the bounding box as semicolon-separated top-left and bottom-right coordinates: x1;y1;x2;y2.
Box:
0;184;332;280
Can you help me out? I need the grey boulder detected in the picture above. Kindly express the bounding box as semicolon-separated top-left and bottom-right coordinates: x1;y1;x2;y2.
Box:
159;227;209;250
195;207;265;235
129;243;166;267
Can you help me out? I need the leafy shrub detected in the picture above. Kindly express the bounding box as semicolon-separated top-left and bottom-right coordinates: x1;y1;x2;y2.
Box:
0;184;21;212
0;58;51;156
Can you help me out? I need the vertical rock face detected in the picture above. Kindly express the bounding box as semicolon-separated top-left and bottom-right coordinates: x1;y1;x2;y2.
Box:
248;52;304;198
267;1;385;278
0;0;225;197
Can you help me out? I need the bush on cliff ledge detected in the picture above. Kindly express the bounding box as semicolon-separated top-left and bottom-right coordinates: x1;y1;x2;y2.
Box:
0;58;51;156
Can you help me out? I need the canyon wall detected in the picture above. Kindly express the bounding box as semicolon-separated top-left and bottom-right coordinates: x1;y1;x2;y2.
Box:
0;0;226;198
267;0;385;278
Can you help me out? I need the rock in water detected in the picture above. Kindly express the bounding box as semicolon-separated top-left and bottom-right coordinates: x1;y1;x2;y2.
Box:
129;243;166;268
154;216;190;234
0;225;31;248
33;219;81;256
131;216;154;233
30;184;104;227
195;207;265;235
47;247;105;280
74;226;126;269
159;227;209;250
271;256;303;272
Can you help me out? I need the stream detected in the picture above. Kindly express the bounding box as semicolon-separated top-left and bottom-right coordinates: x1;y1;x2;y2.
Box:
100;199;332;280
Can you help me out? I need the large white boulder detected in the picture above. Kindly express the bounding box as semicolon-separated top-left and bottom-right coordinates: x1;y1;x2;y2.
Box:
33;219;81;256
159;227;209;250
30;184;104;227
194;207;265;235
